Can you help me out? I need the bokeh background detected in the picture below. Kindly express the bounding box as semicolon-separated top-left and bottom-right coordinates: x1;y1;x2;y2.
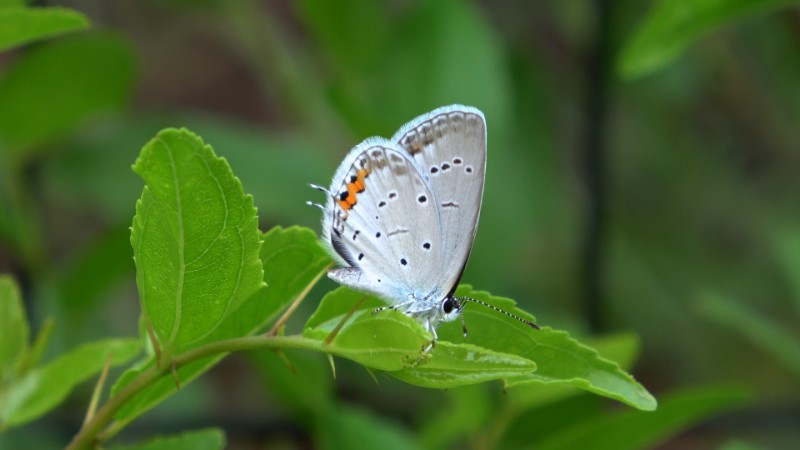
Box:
1;1;799;449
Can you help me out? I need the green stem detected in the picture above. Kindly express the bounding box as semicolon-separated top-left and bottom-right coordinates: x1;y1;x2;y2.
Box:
66;334;324;450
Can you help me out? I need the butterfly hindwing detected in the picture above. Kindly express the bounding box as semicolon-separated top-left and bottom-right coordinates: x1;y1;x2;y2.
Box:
393;105;487;293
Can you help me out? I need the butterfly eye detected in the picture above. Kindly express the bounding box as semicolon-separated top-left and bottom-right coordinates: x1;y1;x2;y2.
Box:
443;298;461;315
442;299;454;314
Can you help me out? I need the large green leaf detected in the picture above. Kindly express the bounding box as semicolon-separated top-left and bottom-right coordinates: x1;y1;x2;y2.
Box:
531;386;749;450
0;338;139;428
0;275;27;384
618;0;800;79
131;128;264;350
0;33;136;155
304;286;653;401
506;332;643;410
437;287;656;411
305;291;432;371
391;341;536;389
113;227;330;424
305;287;535;384
0;6;88;52
108;428;225;450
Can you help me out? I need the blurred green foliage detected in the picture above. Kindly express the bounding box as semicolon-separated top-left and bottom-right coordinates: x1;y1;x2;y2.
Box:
1;0;799;449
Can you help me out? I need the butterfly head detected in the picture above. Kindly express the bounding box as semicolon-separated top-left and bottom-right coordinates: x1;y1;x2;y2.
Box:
440;297;463;322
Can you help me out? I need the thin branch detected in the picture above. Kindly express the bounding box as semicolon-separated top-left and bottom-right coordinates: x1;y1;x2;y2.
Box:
580;0;615;333
82;353;113;427
66;334;324;450
268;261;333;336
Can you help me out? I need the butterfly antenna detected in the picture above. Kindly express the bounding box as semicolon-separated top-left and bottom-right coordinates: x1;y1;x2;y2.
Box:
307;184;333;210
460;297;540;330
309;183;333;197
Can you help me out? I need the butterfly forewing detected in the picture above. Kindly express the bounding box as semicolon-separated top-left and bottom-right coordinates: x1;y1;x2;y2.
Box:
393;106;487;293
323;138;444;304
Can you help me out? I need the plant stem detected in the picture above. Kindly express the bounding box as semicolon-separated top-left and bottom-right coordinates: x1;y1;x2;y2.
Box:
66;334;323;450
580;0;614;334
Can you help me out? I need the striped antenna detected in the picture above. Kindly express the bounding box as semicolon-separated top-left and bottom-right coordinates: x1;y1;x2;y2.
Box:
460;297;540;338
309;183;333;196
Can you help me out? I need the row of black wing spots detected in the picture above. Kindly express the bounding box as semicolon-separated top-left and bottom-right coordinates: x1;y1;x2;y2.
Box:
331;154;378;268
345;149;387;273
398;110;468;156
357;147;411;283
428;157;474;177
397;110;485;294
373;147;442;286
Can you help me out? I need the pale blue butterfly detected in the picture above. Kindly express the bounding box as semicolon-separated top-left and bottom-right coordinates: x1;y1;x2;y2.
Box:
310;105;538;352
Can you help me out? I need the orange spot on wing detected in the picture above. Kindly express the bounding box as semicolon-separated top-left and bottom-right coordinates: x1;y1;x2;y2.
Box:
347;182;359;200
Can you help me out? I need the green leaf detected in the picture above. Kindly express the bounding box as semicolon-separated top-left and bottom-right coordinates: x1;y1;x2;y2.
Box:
0;7;89;52
1;338;139;428
317;307;431;371
0;33;136;154
108;428;225;450
440;287;656;411
304;287;431;370
113;227;330;424
586;332;642;372
317;405;419;450
131;128;264;350
531;385;750;450
0;275;28;384
16;317;54;375
507;332;643;410
391;341;536;389
697;291;800;376
304;285;386;333
306;287;535;384
618;0;800;79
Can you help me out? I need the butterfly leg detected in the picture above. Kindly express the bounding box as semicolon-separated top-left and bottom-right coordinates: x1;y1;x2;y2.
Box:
372;299;415;316
421;320;438;354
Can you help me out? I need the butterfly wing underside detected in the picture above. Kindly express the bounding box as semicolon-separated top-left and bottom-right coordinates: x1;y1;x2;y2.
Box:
322;139;444;304
322;105;487;306
393;106;487;295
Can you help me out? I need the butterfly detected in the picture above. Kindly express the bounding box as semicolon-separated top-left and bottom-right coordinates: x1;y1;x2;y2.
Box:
310;105;537;352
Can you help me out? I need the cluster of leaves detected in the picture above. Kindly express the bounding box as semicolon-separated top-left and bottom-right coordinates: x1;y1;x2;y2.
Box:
1;0;797;448
4;128;753;449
